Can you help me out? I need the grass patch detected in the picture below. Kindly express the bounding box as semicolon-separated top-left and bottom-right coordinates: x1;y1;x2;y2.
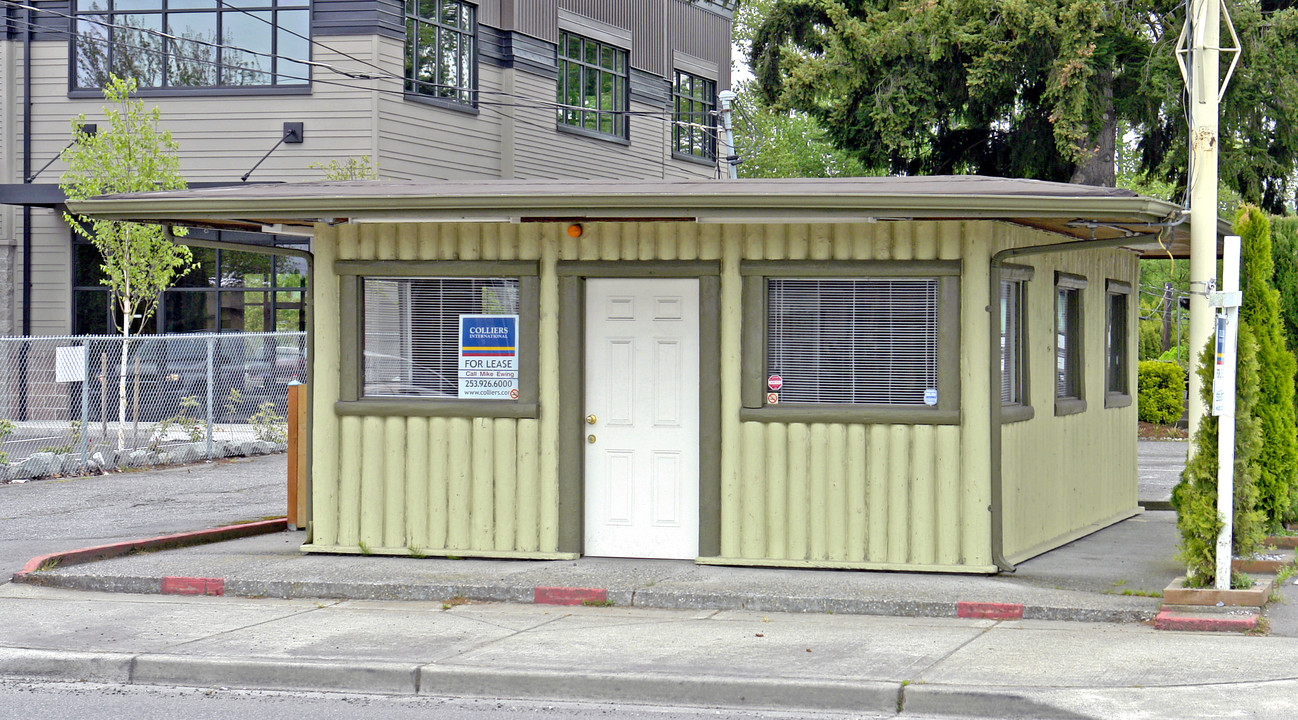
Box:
582;598;615;607
441;595;470;611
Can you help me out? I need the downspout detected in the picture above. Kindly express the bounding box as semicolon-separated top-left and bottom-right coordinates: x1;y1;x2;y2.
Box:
21;4;32;337
988;231;1163;573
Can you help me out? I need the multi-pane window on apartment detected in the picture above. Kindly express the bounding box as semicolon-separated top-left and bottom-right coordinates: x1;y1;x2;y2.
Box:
72;0;310;89
1000;278;1026;405
557;31;629;138
1055;276;1086;400
404;0;477;104
1106;281;1131;397
73;231;308;335
673;70;716;160
766;278;938;405
362;277;519;399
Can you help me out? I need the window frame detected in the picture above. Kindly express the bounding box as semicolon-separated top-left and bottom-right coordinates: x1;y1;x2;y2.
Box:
739;261;961;425
403;0;479;109
672;69;717;163
69;0;312;93
1054;271;1088;416
556;30;630;142
336;260;540;418
1000;264;1034;423
1105;279;1133;408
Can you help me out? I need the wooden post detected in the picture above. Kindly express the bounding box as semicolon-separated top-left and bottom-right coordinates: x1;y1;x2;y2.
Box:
287;383;307;528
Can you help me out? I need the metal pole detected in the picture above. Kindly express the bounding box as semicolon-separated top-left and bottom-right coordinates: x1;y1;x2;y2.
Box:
80;340;89;474
1186;0;1222;441
717;90;739;180
1211;235;1242;590
205;336;214;459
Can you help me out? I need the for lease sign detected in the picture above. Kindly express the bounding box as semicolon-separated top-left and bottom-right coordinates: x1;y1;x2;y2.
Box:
459;314;519;399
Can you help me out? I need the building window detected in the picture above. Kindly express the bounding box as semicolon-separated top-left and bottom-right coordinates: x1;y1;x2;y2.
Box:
673;70;716;160
766;278;938;405
1055;272;1087;414
73;230;308;335
362;277;519;399
556;30;628;139
1000;277;1026;406
1106;279;1132;406
404;0;477;105
72;0;310;90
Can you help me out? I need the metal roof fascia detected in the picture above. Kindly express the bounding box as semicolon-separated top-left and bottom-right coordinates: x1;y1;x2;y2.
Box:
69;191;1192;227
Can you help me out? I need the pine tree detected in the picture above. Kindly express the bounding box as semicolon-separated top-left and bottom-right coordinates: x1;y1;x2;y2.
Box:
1236;206;1298;528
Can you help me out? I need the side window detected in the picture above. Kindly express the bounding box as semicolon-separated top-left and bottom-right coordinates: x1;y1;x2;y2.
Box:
556;31;629;139
765;277;939;405
404;0;478;106
362;277;518;399
1105;279;1132;405
1000;274;1028;407
1055;272;1087;415
73;0;310;90
672;70;717;161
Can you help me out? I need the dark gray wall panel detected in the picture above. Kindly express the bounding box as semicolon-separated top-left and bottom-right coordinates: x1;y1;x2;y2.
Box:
630;67;669;106
558;0;664;76
312;0;403;40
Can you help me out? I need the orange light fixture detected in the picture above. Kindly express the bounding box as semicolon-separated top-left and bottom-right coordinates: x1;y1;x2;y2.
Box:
567;223;583;238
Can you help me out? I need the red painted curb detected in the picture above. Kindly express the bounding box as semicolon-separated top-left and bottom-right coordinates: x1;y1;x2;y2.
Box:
1154;610;1257;633
535;586;608;606
161;576;225;596
957;601;1024;620
11;518;287;582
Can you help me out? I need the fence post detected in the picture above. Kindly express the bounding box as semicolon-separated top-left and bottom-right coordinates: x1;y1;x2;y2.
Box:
287;381;302;528
80;339;90;474
205;336;214;459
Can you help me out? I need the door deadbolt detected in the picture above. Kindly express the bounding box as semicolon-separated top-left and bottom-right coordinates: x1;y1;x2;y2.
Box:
587;434;597;444
586;414;597;425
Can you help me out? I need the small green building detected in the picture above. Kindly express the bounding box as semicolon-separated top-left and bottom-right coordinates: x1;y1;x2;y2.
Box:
74;176;1215;573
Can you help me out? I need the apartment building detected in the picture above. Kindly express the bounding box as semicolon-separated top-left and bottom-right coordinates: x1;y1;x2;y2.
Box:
0;0;733;336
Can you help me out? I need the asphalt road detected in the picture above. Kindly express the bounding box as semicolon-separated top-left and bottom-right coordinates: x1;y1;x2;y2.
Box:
0;454;286;579
1136;439;1187;503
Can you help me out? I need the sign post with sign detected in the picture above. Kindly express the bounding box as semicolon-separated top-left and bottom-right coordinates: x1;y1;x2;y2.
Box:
458;314;519;399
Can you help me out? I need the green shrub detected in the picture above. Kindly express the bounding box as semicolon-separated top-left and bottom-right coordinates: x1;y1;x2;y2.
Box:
1172;331;1266;588
1237;206;1298;529
1138;320;1164;361
1137;361;1185;425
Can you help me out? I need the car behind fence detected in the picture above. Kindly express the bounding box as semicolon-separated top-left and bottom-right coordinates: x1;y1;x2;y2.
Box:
0;332;306;479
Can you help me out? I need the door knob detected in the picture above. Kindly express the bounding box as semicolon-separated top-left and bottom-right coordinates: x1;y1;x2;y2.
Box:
586;414;597;425
587;434;597;444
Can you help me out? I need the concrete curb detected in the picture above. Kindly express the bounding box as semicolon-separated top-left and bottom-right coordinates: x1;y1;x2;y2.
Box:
10;519;287;585
0;647;1092;718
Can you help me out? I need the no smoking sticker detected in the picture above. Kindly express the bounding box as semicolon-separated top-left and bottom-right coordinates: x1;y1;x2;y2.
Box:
509;388;520;400
767;392;779;405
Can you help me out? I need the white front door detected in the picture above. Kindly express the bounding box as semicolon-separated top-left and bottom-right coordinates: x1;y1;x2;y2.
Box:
584;278;700;559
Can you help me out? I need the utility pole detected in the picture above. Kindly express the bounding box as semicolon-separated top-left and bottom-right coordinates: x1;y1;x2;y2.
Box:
1162;283;1174;352
717;90;738;180
1178;0;1242;590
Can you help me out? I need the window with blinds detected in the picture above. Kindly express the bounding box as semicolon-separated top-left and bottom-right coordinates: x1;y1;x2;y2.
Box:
1106;283;1130;395
1000;278;1025;405
1055;286;1082;399
766;278;938;405
362;277;518;398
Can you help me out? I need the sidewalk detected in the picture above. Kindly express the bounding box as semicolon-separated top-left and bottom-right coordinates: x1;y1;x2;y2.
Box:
3;582;1297;718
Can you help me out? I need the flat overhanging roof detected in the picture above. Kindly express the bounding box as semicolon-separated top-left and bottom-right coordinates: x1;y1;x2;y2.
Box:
67;176;1229;258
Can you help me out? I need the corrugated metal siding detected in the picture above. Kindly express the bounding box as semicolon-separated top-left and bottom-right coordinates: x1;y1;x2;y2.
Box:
669;0;731;88
310;222;555;555
512;0;558;39
716;221;988;570
999;225;1140;559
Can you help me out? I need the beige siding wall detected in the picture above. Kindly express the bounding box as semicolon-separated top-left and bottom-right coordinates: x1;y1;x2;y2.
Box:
995;225;1141;560
308;220;1000;571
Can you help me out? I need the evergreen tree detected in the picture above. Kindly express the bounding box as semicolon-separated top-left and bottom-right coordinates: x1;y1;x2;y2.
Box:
1172;329;1266;587
1236;207;1298;528
750;1;1298;212
1273;217;1298;386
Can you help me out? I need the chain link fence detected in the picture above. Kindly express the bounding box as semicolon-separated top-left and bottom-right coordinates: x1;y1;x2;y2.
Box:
0;332;306;480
